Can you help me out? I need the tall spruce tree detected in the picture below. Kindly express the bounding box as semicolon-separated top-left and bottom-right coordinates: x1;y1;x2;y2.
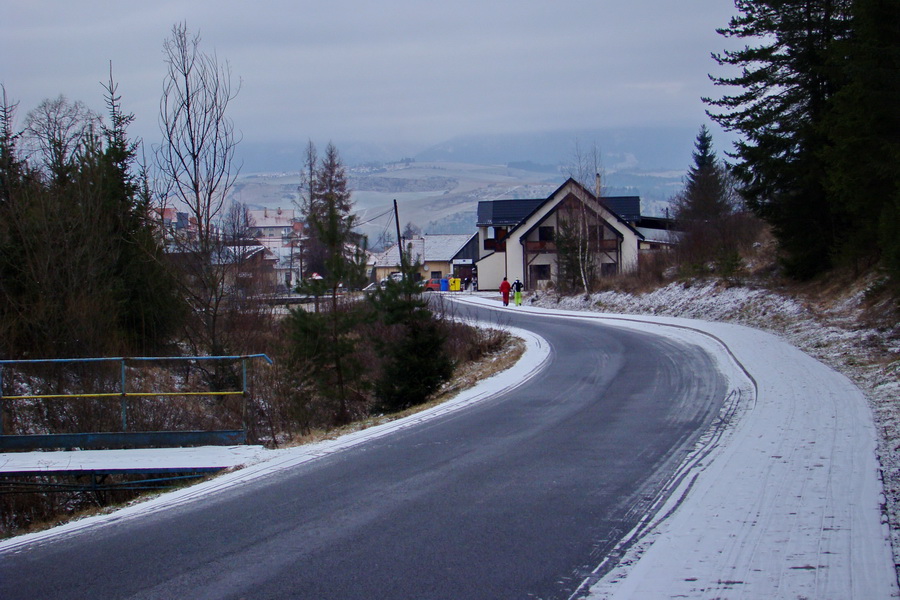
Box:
99;73;183;354
288;143;368;424
705;0;853;279
671;126;757;276
369;261;453;413
0;86;22;206
672;125;734;222
824;0;900;277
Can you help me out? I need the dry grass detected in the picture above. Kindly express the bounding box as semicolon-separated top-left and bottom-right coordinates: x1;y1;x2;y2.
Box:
0;472;217;540
279;334;525;448
2;334;527;540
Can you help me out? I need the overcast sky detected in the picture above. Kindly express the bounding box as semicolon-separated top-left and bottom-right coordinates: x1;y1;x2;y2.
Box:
2;1;740;153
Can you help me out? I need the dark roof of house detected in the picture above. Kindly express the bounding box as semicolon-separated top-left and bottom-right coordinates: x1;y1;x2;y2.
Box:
476;179;645;241
604;196;642;222
476;198;545;227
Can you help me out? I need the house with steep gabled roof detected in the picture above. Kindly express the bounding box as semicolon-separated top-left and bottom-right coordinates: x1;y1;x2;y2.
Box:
475;178;644;291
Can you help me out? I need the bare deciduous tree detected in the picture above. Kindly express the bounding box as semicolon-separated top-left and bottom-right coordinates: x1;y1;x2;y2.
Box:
566;139;604;195
155;22;248;379
558;140;605;296
156;22;241;252
23;95;99;184
223;200;255;243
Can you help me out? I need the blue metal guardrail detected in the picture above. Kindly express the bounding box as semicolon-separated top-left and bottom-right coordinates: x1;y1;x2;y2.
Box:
0;354;273;450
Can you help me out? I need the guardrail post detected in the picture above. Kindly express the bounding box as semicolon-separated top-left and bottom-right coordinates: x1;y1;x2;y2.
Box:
241;357;248;433
120;359;127;431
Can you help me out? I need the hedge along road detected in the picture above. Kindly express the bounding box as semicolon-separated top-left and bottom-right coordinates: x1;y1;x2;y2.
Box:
0;299;733;600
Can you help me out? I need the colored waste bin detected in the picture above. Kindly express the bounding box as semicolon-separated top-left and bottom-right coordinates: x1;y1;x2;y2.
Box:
439;278;449;291
449;278;461;292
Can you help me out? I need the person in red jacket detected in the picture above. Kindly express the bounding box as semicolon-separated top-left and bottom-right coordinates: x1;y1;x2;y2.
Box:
499;276;511;306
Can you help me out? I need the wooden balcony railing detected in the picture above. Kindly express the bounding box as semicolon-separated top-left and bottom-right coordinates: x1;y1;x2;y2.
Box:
524;240;557;252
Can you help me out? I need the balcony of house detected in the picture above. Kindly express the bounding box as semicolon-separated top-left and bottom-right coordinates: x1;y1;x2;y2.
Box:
598;238;620;251
484;239;506;252
524;240;557;253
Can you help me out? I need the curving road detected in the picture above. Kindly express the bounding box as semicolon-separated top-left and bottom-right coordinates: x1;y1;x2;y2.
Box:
0;300;730;600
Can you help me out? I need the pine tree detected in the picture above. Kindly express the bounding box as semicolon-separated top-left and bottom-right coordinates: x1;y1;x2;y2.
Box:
0;86;23;206
289;143;368;424
369;261;453;413
672;125;734;222
99;72;184;354
705;0;853;279
824;0;900;277
671;126;757;276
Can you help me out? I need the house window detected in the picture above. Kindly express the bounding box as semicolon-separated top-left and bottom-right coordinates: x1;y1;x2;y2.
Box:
431;271;442;279
484;227;508;251
538;226;554;242
530;264;551;281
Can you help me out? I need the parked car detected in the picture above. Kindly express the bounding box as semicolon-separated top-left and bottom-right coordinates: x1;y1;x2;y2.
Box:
379;272;405;287
422;278;442;291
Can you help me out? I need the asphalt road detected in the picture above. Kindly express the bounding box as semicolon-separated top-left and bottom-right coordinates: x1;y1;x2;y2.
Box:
0;302;728;599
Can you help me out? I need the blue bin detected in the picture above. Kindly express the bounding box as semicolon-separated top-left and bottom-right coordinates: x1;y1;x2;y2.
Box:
439;278;449;291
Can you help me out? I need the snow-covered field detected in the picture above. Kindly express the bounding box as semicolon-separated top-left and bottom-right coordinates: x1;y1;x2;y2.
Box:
3;283;898;599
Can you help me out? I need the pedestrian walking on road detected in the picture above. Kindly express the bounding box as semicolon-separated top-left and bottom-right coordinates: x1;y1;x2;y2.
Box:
499;277;511;306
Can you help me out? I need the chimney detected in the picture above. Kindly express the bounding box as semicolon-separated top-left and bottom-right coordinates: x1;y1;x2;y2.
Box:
595;173;602;199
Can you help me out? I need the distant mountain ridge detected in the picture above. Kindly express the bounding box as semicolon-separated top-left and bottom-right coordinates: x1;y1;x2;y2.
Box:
415;126;699;171
230;126;709;236
236;126;701;174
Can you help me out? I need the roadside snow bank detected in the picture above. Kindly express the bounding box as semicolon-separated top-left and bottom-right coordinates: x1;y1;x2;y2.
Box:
460;294;898;598
0;324;551;554
524;282;900;597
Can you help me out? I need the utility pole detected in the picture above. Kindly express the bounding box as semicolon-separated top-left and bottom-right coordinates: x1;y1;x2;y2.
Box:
393;199;406;279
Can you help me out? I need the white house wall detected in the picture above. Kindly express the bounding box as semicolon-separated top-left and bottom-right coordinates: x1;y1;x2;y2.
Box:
476;251;507;290
475;180;643;290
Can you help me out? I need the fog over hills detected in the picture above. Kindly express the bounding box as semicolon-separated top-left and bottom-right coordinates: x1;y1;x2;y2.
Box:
238;126;703;173
414;126;700;170
231;126;716;241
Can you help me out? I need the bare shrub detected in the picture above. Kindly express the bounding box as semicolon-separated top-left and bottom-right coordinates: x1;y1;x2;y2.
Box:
673;211;765;279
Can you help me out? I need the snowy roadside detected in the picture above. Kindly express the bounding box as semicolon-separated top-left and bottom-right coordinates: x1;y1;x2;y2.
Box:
507;282;900;598
454;293;898;598
4;286;897;598
0;323;551;554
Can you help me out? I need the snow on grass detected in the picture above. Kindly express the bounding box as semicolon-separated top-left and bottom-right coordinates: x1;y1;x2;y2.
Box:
521;281;900;598
0;323;551;554
3;283;898;599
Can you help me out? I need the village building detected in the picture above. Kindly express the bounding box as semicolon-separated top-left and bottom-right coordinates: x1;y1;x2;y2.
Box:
247;207;302;251
371;233;478;284
604;196;679;251
474;179;649;291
